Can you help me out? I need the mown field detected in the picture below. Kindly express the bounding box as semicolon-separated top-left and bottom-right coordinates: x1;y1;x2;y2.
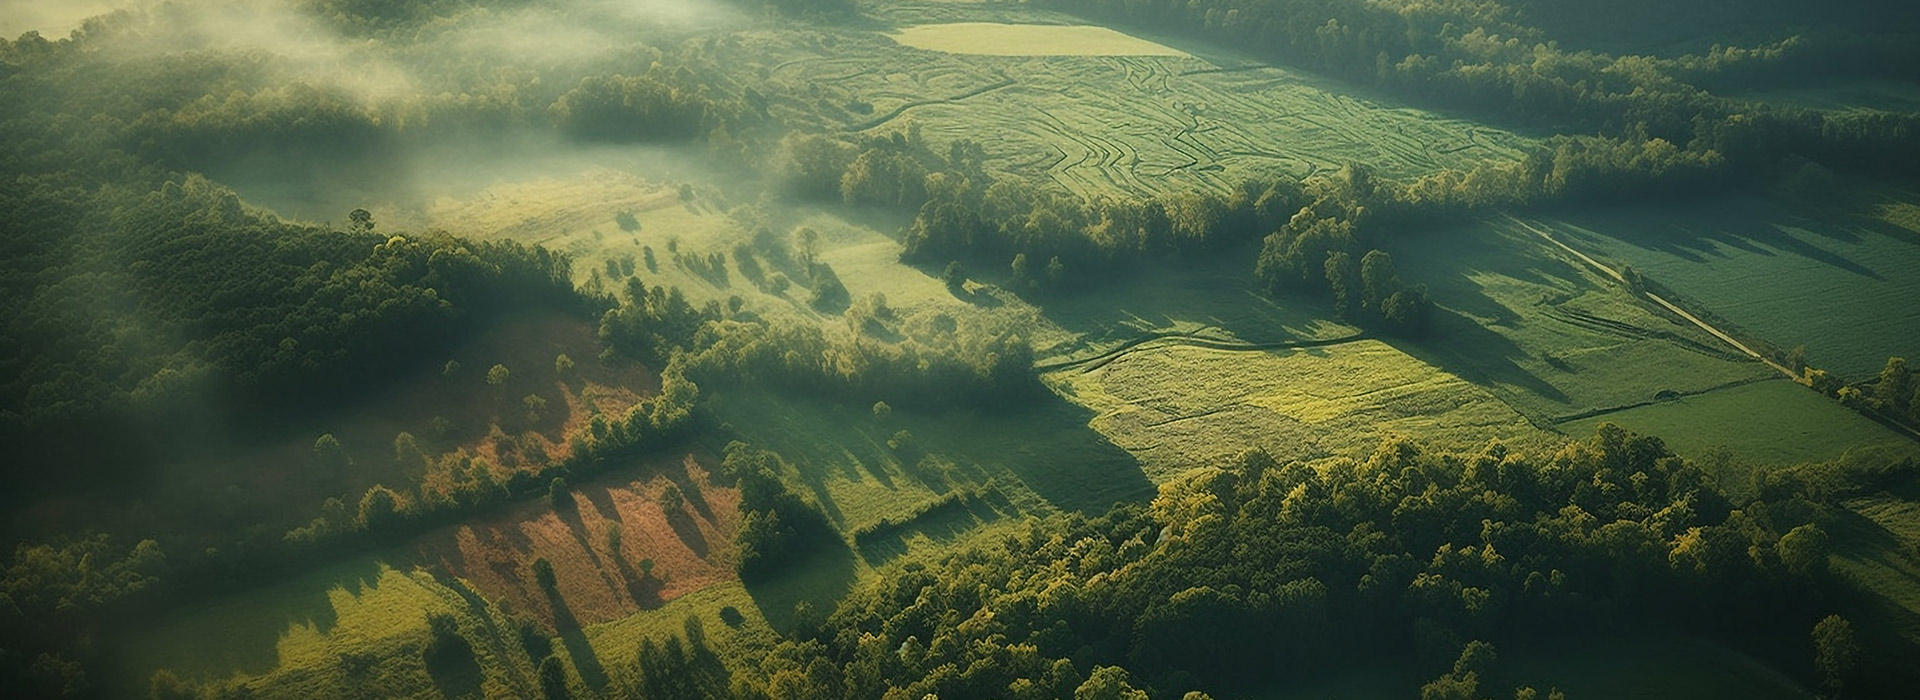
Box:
1393;215;1777;425
1562;378;1920;467
1549;187;1920;380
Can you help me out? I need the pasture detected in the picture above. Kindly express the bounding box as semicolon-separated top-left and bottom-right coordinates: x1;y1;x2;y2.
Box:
1549;188;1920;380
1561;379;1919;466
1394;216;1777;426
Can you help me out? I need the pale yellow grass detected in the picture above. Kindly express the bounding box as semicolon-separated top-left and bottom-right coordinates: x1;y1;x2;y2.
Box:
891;23;1189;57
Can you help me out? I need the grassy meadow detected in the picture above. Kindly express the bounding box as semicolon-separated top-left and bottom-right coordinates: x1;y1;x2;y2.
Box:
1550;188;1920;380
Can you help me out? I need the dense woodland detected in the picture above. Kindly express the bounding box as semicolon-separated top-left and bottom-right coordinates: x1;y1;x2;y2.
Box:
3;0;1920;698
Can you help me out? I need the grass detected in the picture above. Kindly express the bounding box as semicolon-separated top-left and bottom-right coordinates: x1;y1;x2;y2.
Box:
891;23;1191;57
1549;188;1920;379
1561;378;1919;466
1394;215;1777;422
732;4;1534;198
1047;339;1549;480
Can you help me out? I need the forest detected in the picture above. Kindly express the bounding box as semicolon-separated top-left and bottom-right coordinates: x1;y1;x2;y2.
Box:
3;0;1920;699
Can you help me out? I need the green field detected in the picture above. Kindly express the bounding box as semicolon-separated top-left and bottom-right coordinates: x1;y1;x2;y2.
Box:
727;5;1534;198
1048;338;1549;479
1394;215;1777;424
1549;190;1920;379
1562;378;1919;466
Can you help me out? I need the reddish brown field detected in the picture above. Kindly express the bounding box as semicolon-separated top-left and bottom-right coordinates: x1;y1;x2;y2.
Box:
409;451;742;629
118;312;658;544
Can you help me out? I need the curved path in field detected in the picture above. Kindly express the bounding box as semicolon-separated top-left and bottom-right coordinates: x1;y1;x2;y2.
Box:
1035;329;1371;373
846;77;1017;132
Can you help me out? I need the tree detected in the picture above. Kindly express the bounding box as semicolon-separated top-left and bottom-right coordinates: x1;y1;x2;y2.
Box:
547;477;571;510
487;364;511;386
1777;523;1829;578
524;393;549;422
1359;249;1400;312
658;483;684;513
348;208;374;234
358;485;401;531
313;433;351;468
1813;615;1858;693
942;261;967;293
1324;250;1358;318
1075;666;1149;700
1046;255;1066;290
443;360;461;376
1010;253;1031;289
796;227;820;267
871;401;892;420
554;353;575;375
1876;357;1911;412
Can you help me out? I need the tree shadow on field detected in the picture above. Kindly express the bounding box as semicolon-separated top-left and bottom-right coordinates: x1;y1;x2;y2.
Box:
1386;305;1571;407
427;568;539;700
543;585;610;693
742;537;858;635
665;504;711;558
1556;198;1883;280
610;550;666;611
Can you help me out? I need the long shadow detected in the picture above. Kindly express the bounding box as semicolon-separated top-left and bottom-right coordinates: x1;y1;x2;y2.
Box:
857;493;1011;564
1386;306;1573;407
1556;198;1885;280
609;551;665;611
543;586;610;693
665;506;710;558
425;637;485;700
554;496;624;597
668;453;719;524
428;568;537;700
741;536;860;635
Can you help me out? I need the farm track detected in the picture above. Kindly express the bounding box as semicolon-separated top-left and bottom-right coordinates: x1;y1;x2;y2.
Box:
1035;330;1371;373
1499;212;1799;380
847;77;1016;132
1547;376;1780;425
1544;306;1751;362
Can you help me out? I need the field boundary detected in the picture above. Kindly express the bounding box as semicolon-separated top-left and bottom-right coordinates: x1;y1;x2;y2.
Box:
1547;375;1781;425
1034;330;1371;373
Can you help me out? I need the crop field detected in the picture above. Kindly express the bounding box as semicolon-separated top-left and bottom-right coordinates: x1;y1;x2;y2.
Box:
728;6;1533;198
1562;379;1920;466
1046;339;1550;479
1548;189;1920;379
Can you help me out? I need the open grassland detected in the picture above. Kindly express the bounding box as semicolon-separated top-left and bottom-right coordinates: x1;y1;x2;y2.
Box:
1393;216;1776;425
892;22;1189;57
1549;188;1920;380
730;6;1533;197
1562;379;1919;466
1047;339;1549;479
